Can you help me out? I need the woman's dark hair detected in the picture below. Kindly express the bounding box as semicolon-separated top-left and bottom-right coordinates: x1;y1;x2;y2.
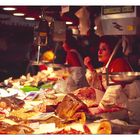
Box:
66;28;73;40
65;28;79;50
65;36;79;50
99;35;124;58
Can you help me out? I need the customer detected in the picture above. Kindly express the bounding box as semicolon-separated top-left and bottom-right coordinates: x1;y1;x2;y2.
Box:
84;35;140;124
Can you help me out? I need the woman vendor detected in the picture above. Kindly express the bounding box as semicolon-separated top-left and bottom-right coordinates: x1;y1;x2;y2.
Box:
84;35;140;124
62;35;88;92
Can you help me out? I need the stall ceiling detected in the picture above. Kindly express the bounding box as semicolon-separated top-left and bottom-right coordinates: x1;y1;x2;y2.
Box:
0;6;61;20
0;6;80;23
0;6;101;27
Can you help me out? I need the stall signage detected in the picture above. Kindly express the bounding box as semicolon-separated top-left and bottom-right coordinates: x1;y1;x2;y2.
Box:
102;6;135;15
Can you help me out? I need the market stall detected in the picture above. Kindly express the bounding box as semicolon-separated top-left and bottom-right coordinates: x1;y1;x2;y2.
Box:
0;6;140;135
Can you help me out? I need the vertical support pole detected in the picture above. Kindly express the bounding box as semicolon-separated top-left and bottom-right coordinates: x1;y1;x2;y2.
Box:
37;45;41;64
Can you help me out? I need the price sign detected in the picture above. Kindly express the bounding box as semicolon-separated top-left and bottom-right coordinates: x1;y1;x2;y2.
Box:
102;6;135;15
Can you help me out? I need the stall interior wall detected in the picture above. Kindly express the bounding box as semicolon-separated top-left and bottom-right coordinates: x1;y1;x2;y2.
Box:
0;24;34;82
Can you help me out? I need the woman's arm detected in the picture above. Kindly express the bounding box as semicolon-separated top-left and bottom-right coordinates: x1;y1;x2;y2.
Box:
88;85;128;115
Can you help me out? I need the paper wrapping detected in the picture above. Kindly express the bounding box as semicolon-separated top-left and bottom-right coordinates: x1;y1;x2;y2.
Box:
84;120;112;134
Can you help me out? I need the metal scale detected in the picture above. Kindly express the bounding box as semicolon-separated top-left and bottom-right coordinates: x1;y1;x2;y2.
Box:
101;6;140;85
26;7;67;74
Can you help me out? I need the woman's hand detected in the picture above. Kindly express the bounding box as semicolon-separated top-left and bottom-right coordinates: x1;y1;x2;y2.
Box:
88;106;122;115
84;56;91;66
84;56;94;71
88;106;103;115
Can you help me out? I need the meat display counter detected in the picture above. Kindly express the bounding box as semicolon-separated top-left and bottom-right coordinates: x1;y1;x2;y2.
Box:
0;66;140;134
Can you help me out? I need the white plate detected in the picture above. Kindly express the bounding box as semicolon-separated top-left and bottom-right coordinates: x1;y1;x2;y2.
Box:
0;88;17;97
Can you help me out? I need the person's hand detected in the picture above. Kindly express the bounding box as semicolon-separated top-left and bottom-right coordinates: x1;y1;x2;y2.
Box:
88;106;103;115
84;56;94;71
88;106;122;115
84;56;91;66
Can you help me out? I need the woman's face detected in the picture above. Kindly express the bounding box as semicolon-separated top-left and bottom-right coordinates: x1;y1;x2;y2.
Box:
98;42;112;64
